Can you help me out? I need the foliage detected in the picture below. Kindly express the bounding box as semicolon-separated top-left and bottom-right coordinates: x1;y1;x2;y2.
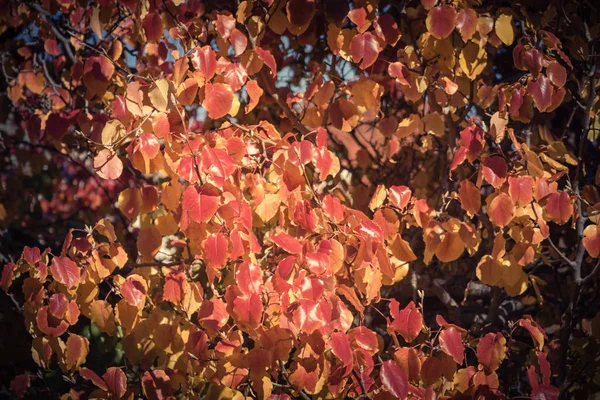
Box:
0;0;599;399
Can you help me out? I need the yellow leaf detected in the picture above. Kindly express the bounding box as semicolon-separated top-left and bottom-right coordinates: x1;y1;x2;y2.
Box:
369;184;387;211
90;7;103;39
101;120;125;146
459;41;487;80
255;193;281;223
495;14;514;46
148;78;174;112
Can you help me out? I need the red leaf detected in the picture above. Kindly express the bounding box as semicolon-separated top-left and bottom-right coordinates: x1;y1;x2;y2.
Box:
80;367;108;391
476;333;506;371
455;8;477;41
163;271;187;305
390;300;423;342
256;47;277;75
389;185;411;209
545;191;572;225
388;62;411;86
216;13;236;40
350;32;381;69
523;48;543;75
94;149;123;180
205;233;229;268
271;233;303;255
143;12;163;42
528;75;553;112
50;256;80;288
197;298;229;334
508;176;534;207
487;193;515;227
380;360;409;399
374;14;400;46
236;262;263;296
22;246;41;264
223;62;248;92
121;277;147;309
547;61;566;88
36;306;69;336
426;5;457;39
286;0;315;27
191;46;217;80
202;83;234;119
103;367;127;398
182;186;220;223
439;327;465;364
482;156;508;189
201;146;237;188
330;331;353;368
10;374;30;399
142;369;172;400
230;28;248;56
136;133;160;160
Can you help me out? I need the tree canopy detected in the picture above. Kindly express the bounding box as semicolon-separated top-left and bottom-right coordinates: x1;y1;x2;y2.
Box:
1;0;600;399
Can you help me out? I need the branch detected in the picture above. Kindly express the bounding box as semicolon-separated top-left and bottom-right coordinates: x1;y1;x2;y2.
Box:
29;3;77;64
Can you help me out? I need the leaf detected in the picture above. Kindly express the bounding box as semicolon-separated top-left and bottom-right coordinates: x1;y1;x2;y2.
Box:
191;46;217;80
103;367;127;398
439;327;465;364
390;300;423;342
137;226;162;258
476;333;506;371
90;6;103;39
94;149;123;180
545;192;573;225
50;256;80;288
205;233;229;268
388;185;411;209
202;83;234;119
163;271;188;306
236;262;263;296
459;41;487;80
390;235;417;262
458;180;480;217
143;12;163;42
101;120;125;146
120;275;147;309
547;61;567;88
135;133;160;160
65;334;89;370
489;111;508;143
89;300;116;335
455;8;478;41
245;80;263;113
435;231;465;263
528;75;553;112
182;186;220;223
380;360;409;399
330;332;353;368
487;193;515;227
508;176;534;207
148;78;174;113
482;156;508;188
427;5;457;39
369;184;387;211
271;233;303;255
518;316;546;351
80;367;108;391
350;32;381;69
583;224;600;258
495;14;514;45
